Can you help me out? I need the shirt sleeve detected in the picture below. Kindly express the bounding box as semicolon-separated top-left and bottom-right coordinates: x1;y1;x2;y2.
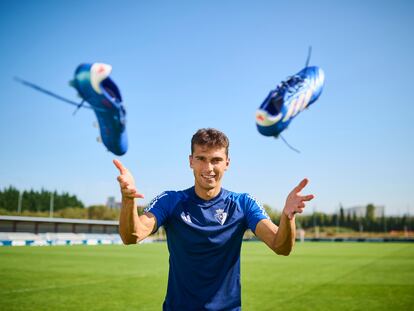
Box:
144;191;171;230
244;194;270;233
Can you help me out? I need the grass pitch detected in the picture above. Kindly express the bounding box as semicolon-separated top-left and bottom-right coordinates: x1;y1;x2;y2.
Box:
0;242;413;310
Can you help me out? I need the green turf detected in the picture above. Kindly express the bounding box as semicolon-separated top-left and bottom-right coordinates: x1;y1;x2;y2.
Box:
0;242;413;310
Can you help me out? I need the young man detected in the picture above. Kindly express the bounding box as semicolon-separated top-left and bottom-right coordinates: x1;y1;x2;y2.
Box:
114;128;314;311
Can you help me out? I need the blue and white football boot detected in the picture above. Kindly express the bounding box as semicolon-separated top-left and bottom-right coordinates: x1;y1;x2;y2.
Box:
256;49;325;138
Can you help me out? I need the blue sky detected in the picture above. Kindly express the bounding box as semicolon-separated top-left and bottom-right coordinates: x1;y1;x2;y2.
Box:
0;0;413;215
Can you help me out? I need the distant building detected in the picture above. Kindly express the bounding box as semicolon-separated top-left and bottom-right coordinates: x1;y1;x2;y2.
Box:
343;205;385;218
106;197;122;209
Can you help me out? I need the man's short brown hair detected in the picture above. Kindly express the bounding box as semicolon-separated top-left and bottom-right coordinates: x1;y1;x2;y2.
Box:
191;128;230;156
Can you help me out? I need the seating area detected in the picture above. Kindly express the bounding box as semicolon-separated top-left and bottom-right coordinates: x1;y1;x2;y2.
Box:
0;232;123;246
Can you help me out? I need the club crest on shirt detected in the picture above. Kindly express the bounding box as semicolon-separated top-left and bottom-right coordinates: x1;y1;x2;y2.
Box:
181;211;192;223
214;209;227;225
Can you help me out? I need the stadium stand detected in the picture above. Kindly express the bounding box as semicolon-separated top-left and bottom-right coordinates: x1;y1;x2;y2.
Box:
0;216;123;246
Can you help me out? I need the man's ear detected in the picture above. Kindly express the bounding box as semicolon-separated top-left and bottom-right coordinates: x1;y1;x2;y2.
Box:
225;157;230;170
189;155;193;168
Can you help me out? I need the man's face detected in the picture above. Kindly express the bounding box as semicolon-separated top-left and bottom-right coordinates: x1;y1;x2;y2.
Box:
189;144;230;193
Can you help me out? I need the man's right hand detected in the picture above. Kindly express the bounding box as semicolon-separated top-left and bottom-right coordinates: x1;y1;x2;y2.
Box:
113;159;144;200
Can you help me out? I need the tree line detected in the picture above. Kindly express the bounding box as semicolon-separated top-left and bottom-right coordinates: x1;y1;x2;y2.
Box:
0;186;84;212
0;186;120;220
263;204;413;233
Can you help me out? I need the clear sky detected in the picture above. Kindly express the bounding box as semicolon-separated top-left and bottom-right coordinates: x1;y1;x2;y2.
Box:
0;0;413;215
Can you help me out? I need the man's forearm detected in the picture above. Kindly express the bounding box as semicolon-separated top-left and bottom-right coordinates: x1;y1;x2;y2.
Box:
119;197;140;244
273;213;296;255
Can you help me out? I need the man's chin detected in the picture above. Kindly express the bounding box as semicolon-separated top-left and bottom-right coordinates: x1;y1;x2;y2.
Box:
203;184;216;190
200;182;217;191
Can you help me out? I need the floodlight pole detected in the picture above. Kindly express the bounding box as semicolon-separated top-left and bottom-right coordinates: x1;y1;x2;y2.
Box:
49;192;54;218
17;191;22;213
407;204;410;233
336;205;340;234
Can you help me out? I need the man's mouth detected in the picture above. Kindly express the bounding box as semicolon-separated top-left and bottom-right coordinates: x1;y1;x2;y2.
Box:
201;174;216;181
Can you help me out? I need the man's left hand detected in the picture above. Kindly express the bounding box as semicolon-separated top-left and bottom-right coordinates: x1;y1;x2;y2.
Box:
284;178;314;220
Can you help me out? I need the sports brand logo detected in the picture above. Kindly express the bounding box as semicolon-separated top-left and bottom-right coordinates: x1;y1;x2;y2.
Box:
214;209;227;225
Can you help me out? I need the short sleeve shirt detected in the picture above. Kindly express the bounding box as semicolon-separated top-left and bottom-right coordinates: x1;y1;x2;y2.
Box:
145;187;270;311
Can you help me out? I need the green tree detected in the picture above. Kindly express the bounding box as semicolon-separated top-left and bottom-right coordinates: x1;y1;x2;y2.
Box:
56;207;88;219
88;205;119;220
0;186;20;211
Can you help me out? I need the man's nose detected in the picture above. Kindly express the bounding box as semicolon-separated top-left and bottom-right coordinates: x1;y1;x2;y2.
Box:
204;161;213;171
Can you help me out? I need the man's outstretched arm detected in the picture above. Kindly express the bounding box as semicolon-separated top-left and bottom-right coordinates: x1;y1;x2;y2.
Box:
255;178;314;256
113;159;156;245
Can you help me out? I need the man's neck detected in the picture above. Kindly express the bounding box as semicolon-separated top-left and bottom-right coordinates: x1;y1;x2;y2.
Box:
194;185;221;201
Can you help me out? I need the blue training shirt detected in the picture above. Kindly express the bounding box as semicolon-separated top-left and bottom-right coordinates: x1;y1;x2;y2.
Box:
145;187;270;311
